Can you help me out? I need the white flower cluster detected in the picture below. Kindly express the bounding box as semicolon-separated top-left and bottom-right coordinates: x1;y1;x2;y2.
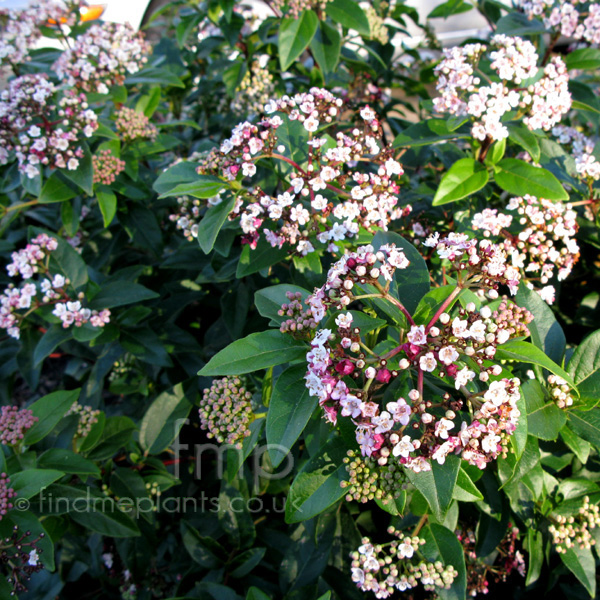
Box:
306;243;410;322
0;74;98;178
351;531;457;598
1;234;110;339
553;124;600;181
0;1;85;72
473;195;579;304
54;22;151;94
198;88;409;254
423;232;521;295
518;0;600;45
433;35;571;141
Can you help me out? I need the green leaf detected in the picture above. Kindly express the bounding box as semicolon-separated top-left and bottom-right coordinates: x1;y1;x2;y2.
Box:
432;158;489;206
61;142;93;196
309;21;341;79
35;229;88;290
69;498;141;538
495;12;546;35
525;529;543;585
453;467;484;502
139;384;192;455
567;409;600;450
278;11;319;71
24;389;80;445
567;330;600;409
85;416;136;460
39;172;78;204
326;0;370;35
560;546;596;597
506;123;541;162
285;440;347;523
10;469;64;500
566;48;600;70
181;520;227;568
393;118;469;148
199;330;307;376
97;187;117;227
428;0;473;18
37;449;100;477
230;547;266;578
255;284;312;325
406;455;460;521
420;523;467;600
88;281;159;310
197;195;236;254
125;67;185;88
412;285;459;326
516;283;565;365
493;158;568;201
236;237;290;278
153;161;200;195
495;340;576;389
522;379;566;440
33;325;72;367
158;175;226;199
560;426;591;464
246;588;271;600
511;392;528;460
267;364;318;468
569;80;600;116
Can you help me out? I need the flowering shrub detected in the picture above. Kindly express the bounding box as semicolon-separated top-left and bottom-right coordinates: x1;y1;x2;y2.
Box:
0;0;600;599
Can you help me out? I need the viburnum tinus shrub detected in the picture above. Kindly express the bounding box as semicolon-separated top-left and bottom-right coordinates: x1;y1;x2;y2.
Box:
1;0;600;599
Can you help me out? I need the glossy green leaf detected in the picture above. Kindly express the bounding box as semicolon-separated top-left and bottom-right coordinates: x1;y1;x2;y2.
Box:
140;384;193;455
566;48;600;70
516;283;565;365
24;389;80;445
560;546;596;596
285;437;347;523
506;123;541;162
433;158;489;205
495;340;576;389
522;379;567;440
326;0;370;35
197;195;236;254
567;409;600;450
406;455;460;521
10;469;65;500
309;21;341;79
393;118;469;148
61;142;93;196
37;449;100;477
199;330;307;376
158;175;226;199
567;330;600;409
278;11;319;71
267;364;318;467
97;187;117;227
39;172;78;204
494;158;568;201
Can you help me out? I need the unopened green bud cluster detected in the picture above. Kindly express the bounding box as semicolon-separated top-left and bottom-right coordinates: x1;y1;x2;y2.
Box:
199;376;253;448
341;449;405;504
